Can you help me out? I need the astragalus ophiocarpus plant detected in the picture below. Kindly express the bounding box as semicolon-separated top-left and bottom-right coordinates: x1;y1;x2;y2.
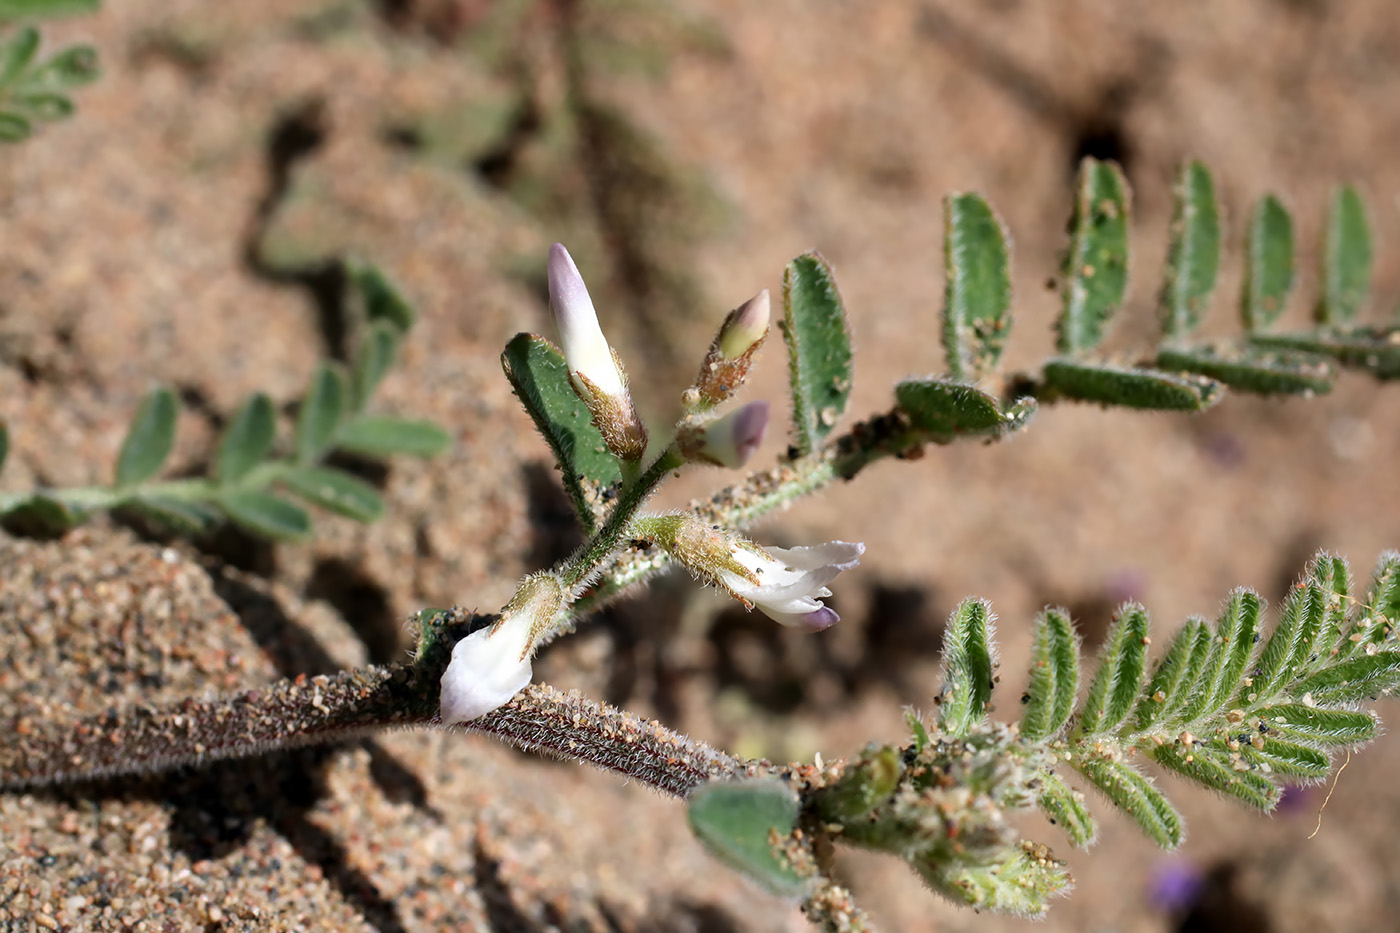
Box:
5;157;1400;929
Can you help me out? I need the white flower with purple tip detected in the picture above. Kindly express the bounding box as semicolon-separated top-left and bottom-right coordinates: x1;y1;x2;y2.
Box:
718;540;865;630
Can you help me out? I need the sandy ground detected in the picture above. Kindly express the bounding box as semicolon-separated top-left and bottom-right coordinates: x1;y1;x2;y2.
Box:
3;0;1400;930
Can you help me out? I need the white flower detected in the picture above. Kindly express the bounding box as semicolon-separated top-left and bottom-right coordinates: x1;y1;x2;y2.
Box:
678;400;769;468
716;540;865;630
548;242;626;398
440;574;561;724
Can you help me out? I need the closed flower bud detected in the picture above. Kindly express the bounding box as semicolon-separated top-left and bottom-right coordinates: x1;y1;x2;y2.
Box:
677;401;769;468
688;290;770;408
440;574;564;723
547;243;648;461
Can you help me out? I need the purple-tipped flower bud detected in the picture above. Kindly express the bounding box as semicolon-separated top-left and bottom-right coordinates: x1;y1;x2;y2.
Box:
440;573;563;723
547;243;647;460
678;401;769;468
688;290;771;409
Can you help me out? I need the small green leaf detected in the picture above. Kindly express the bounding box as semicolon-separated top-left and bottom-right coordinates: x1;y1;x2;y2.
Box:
114;387;178;489
1258;705;1376;747
0;25;38;86
349;261;416;333
296;363;347;464
1293;651;1400;705
1203;590;1261;715
917;841;1070;919
1057;157;1131;354
1154;344;1335;396
781;252;853;454
278;465;383;522
0;0;100;19
1135;618;1210;731
335;415;450;458
215;393;276;486
1041;358;1222;411
1249;326;1400;381
894;378;1036;443
122;495;222;534
351;319;401;411
687;780;807;898
501;333;620;529
1316;185;1371;325
217;490;311;540
939;598;996;737
1252;583;1323;702
1037;770;1097;848
1077;605;1150;736
1159;161;1221;339
1072;756;1182;848
1240;194;1294;332
0;493;80;536
1021;608;1079;741
942;192;1012;380
0;109;31;140
1150;743;1279;810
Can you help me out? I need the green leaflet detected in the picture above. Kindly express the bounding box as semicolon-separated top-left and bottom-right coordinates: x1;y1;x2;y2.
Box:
1242;737;1330;780
1041;358;1222;411
114;387;178;489
781;252;853;455
1159;161;1221;339
1257;705;1376;746
0;26;38;87
1249;325;1400;380
0;493;81;537
1171;618;1223;724
939;598;996;737
348;261;416;332
1021;609;1079;742
1251;582;1324;702
1057;158;1130;354
1150;743;1279;810
216;490;311;540
1345;552;1400;655
277;465;384;522
1135;618;1211;731
942;192;1012;381
1315;185;1371;325
1240;194;1294;332
894;379;1035;443
1036;770;1096;848
352;320;401;411
215;393;276;486
1078;605;1150;736
334;415;451;458
122;495;221;535
501;333;621;530
1293;651;1400;705
1154;344;1335;396
1072;755;1182;848
296;363;347;465
686;780;807;898
1203;590;1261;716
917;842;1070;919
1310;554;1352;657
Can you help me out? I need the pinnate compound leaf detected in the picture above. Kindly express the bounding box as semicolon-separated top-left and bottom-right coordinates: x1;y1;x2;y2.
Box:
942;192;1012;380
1135;618;1211;730
1315;185;1371;326
1154;344;1334;396
335;415;450;458
781;252;852;454
1036;770;1097;848
1021;609;1079;741
296;363;347;464
114;387;178;489
1041;359;1222;411
1077;605;1150;736
1159;161;1221;338
348;261;415;332
687;780;807;898
351;320;401;411
1072;756;1181;849
278;465;383;522
501;333;621;529
1241;194;1294;332
939;598;996;737
217;490;311;540
1150;743;1279;810
1057;157;1130;354
216;393;276;486
895;379;1035;442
